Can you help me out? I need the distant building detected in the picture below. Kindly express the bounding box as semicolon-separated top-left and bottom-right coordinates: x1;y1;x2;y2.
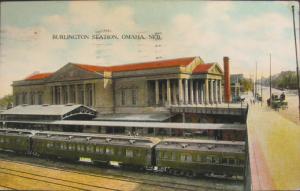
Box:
12;57;224;114
230;74;244;101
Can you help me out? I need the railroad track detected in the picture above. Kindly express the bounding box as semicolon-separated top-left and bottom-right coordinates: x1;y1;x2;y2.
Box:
0;156;240;191
0;159;204;191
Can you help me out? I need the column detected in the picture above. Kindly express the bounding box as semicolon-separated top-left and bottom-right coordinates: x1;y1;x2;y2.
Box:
200;81;204;104
178;79;183;105
210;80;214;104
167;79;171;106
67;85;71;104
52;86;55;104
75;84;78;104
92;83;95;106
59;86;63;104
184;79;189;105
195;80;199;105
205;79;209;105
218;80;222;103
215;80;218;104
172;80;177;105
162;81;166;105
155;80;159;105
190;79;194;105
83;84;86;105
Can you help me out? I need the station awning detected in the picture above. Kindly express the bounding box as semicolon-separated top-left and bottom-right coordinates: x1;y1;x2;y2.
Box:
0;104;97;120
93;113;173;122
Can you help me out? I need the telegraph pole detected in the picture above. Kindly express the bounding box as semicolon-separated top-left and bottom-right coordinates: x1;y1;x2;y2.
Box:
255;61;258;101
261;74;263;107
269;53;272;105
292;5;300;120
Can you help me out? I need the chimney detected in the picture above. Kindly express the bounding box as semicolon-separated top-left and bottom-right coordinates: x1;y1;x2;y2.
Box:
223;56;231;103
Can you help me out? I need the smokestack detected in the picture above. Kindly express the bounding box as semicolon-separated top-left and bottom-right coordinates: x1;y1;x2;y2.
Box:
223;56;231;103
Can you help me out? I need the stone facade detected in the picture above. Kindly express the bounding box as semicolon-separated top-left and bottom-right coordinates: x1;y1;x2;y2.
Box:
12;57;224;114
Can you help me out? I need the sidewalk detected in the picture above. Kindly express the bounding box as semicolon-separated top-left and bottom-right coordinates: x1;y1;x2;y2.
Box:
247;104;300;190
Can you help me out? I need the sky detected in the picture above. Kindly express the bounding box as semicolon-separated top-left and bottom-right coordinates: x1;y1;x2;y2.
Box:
0;1;299;97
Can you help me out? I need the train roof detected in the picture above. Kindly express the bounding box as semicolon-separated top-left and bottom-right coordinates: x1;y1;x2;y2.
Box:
2;120;246;131
0;128;36;136
32;131;160;148
156;138;245;153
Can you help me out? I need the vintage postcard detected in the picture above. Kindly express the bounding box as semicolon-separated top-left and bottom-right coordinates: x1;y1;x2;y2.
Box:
0;1;300;190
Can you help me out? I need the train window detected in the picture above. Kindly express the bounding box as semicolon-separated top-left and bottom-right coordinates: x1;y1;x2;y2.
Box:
106;148;114;155
136;150;142;158
206;156;212;163
0;138;4;143
229;158;235;165
96;146;104;154
125;149;133;157
87;145;94;153
180;154;192;162
238;159;244;166
197;155;205;162
5;138;9;143
160;151;168;160
170;152;176;161
77;145;85;152
47;143;53;148
212;156;219;164
222;158;228;164
68;144;75;151
60;143;67;150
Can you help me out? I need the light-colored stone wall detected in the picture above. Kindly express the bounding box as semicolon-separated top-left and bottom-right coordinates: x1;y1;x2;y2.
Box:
94;78;114;114
13;84;52;105
114;77;148;107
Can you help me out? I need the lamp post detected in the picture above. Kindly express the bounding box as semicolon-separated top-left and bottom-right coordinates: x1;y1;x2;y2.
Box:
291;5;300;120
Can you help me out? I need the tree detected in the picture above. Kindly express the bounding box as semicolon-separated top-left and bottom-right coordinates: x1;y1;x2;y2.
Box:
240;78;253;92
0;94;13;109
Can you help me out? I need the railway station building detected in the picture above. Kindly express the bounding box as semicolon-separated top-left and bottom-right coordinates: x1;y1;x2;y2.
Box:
12;56;226;114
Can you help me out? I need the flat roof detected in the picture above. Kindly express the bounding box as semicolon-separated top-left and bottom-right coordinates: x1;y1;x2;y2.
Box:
94;113;172;122
0;104;96;116
2;120;246;130
156;138;245;153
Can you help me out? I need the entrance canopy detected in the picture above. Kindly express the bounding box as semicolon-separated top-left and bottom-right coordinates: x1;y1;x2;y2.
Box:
0;104;97;121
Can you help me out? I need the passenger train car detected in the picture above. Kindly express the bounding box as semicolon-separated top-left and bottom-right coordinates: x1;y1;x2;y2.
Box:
0;128;245;178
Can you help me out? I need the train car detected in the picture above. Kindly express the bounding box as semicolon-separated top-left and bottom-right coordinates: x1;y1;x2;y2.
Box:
0;128;33;154
155;139;245;177
31;131;160;168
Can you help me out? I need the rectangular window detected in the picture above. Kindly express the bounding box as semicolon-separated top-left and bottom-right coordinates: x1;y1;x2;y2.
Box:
170;152;176;161
206;156;213;163
222;158;228;164
121;89;126;105
38;93;43;105
60;143;67;150
106;147;114;155
87;145;94;153
30;93;35;105
180;154;192;162
96;146;104;153
229;158;235;165
125;149;133;157
132;89;137;105
212;156;219;164
47;143;53;148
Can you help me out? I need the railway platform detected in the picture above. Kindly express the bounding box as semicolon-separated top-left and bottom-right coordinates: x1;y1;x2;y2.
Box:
246;104;300;190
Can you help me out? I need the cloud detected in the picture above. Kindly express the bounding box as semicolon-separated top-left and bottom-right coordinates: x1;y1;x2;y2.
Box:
0;1;298;97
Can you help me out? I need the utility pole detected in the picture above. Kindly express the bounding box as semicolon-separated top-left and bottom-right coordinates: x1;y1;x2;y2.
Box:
292;5;300;120
255;61;258;101
261;74;263;107
269;53;272;106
